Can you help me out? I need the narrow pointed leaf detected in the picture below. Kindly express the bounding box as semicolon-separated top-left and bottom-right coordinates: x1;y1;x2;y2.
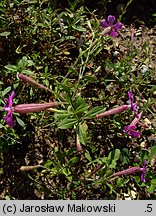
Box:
58;118;77;129
78;124;87;145
84;106;105;117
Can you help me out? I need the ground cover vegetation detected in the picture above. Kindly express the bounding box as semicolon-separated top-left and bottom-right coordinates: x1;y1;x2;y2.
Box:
0;0;156;199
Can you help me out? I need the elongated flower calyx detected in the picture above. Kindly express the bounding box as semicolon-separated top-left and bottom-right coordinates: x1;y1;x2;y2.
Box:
96;105;130;118
18;73;52;92
112;167;141;177
112;160;147;182
14;102;59;114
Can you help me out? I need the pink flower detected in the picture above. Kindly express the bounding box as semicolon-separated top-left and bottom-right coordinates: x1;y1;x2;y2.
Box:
100;15;123;37
3;91;15;127
123;125;141;138
3;91;59;127
128;91;139;118
96;91;138;119
113;160;147;182
123;111;143;138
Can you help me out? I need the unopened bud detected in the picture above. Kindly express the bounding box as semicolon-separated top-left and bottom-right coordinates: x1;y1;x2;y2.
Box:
18;73;52;92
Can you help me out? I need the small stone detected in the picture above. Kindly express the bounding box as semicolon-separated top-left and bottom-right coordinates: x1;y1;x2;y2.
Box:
153;91;156;96
113;50;120;57
97;135;102;140
144;118;152;128
141;65;149;73
140;141;147;148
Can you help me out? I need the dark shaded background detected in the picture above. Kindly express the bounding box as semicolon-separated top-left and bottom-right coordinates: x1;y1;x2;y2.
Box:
54;0;156;27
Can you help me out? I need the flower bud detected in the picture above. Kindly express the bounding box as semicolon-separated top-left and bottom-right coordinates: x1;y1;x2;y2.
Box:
18;73;52;92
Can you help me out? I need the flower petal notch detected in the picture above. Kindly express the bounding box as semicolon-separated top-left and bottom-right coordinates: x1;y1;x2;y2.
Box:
100;15;123;37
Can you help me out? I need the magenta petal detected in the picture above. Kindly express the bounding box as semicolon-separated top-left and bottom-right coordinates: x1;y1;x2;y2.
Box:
132;103;139;118
123;125;136;132
107;15;116;26
8;91;15;107
113;22;123;31
110;29;118;37
128;129;141;138
128;91;134;107
141;173;146;182
141;160;146;182
123;125;130;132
3;110;14;128
100;19;109;28
4;91;15;108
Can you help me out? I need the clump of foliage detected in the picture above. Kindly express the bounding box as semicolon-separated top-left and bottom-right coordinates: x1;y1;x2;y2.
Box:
0;0;156;200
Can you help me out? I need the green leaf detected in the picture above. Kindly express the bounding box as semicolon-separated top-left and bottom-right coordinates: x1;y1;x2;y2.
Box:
74;103;89;115
116;177;124;187
2;87;12;97
151;146;156;157
44;160;53;169
108;149;120;169
61;83;71;94
62;167;71;176
77;124;87;145
84;106;105;118
72;25;86;32
22;70;34;75
74;96;86;109
15;116;25;127
54;111;72;119
114;149;120;160
18;56;28;70
147;184;155;193
151;178;156;185
58;117;77;129
121;148;130;165
85;150;92;161
45;79;49;87
0;124;4;129
44;66;48;74
5;64;17;72
68;157;79;167
0;31;10;37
